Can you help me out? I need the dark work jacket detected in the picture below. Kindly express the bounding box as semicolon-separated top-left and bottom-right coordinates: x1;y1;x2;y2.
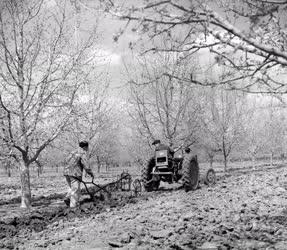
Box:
155;143;174;157
63;149;91;178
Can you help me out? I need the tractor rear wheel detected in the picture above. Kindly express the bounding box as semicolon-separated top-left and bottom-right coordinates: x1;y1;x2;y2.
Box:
142;157;156;192
204;168;216;186
182;155;199;192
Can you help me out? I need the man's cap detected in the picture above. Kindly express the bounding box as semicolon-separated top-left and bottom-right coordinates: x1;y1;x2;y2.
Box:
79;141;89;148
185;147;191;153
152;139;161;145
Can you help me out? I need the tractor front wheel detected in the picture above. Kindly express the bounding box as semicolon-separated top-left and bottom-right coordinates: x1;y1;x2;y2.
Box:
182;155;199;192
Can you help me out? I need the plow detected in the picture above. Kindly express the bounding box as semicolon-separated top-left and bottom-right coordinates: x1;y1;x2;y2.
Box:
73;171;143;202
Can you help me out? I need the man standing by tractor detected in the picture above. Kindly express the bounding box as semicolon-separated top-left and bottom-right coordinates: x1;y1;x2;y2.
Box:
63;141;94;208
152;139;174;158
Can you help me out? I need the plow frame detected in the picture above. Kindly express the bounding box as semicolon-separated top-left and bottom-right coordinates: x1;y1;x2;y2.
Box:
72;171;142;201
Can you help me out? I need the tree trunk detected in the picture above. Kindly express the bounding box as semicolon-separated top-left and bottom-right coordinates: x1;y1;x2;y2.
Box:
222;139;228;172
223;149;228;172
208;154;214;169
270;152;274;167
36;160;43;177
96;156;101;173
5;164;12;177
252;154;256;170
209;160;213;169
20;160;31;209
222;149;228;172
223;158;228;172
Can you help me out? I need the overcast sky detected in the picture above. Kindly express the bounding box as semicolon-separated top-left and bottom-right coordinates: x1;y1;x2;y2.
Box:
45;0;287;100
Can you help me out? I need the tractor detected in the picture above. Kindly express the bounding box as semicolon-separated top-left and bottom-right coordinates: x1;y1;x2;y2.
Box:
142;145;216;192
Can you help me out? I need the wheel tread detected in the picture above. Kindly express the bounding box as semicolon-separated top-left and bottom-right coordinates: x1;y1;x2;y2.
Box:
182;155;199;192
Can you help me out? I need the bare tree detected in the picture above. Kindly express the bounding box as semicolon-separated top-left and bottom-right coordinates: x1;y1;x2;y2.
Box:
127;52;200;148
61;74;121;174
200;87;247;171
0;0;98;208
239;98;267;168
126;130;153;167
199;137;222;169
263;98;287;166
104;0;287;93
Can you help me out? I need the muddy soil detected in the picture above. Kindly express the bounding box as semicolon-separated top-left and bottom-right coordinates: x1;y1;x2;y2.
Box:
0;189;142;250
0;170;142;249
2;166;287;249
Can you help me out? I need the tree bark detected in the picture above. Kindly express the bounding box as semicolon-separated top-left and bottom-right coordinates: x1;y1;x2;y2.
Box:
20;160;31;209
252;154;256;170
36;160;42;177
223;157;228;172
222;139;228;172
96;156;101;173
270;152;274;167
5;163;12;177
208;154;214;169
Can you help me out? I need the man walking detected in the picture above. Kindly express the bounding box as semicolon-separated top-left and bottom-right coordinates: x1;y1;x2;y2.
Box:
63;141;94;207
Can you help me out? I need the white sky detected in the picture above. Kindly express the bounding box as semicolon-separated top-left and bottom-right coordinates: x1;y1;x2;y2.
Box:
44;0;287;99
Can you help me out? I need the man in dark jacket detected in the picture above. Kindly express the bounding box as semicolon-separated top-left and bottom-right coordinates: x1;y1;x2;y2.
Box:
152;139;174;157
63;141;94;207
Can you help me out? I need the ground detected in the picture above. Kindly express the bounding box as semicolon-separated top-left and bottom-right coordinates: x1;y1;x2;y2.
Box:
1;164;287;250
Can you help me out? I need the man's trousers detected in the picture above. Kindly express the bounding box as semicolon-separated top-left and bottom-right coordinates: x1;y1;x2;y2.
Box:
65;175;81;208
